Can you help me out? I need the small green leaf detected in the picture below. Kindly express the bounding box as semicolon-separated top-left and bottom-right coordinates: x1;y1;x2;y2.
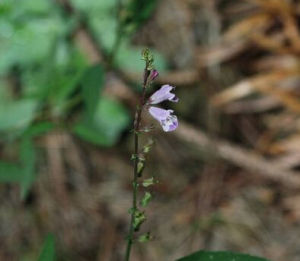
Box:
37;234;55;261
133;210;146;231
143;139;154;154
138;232;151;243
142;177;155;187
141;191;152;207
176;250;270;261
131;154;138;161
137;160;145;176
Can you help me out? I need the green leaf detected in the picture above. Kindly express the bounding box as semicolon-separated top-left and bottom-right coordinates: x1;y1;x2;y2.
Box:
176;251;270;261
81;64;104;121
0;136;37;197
73;122;109;146
137;160;145;176
90;15;117;52
133;210;146;231
23;122;55;138
20;137;36;200
49;65;86;117
138;232;151;243
71;0;117;12
143;139;154;154
93;97;130;143
141;191;152;207
17;0;53;15
0;162;22;183
0;99;37;132
38;234;55;261
0;17;65;75
123;0;158;31
73;97;130;146
142;177;155;187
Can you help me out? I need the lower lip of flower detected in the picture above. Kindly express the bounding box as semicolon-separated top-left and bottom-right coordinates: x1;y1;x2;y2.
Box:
161;115;178;132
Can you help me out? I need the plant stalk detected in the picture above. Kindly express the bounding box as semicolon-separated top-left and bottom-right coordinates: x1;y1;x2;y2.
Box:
125;66;150;261
108;0;123;65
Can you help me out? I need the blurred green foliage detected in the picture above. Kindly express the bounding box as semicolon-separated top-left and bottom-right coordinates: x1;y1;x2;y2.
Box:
0;0;166;200
0;0;167;258
79;0;166;72
0;99;37;133
122;0;158;32
37;234;56;261
177;251;270;261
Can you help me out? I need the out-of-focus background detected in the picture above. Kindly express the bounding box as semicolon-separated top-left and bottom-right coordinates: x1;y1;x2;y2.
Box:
1;0;300;260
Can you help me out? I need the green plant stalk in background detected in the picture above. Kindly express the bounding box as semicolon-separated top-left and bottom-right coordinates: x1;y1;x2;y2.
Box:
125;52;151;261
108;0;124;65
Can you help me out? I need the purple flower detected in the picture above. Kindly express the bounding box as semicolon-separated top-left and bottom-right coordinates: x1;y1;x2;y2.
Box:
149;84;179;104
147;85;179;132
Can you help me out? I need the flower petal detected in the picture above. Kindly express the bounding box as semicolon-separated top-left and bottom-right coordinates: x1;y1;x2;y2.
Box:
148;106;172;121
149;84;178;104
161;115;178;132
148;106;178;132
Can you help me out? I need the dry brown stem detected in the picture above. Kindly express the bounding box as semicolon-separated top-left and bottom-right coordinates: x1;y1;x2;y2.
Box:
175;122;300;189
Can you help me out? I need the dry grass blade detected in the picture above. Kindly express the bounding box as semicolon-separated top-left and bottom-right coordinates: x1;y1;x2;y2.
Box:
251;0;300;52
175;122;300;188
270;152;300;169
211;69;300;111
267;134;300;154
197;13;271;66
223;12;271;42
223;96;280;114
253;55;299;71
251;32;291;54
197;40;248;67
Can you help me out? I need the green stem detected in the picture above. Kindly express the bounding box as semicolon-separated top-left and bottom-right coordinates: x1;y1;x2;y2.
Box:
124;130;139;261
125;66;150;261
109;25;123;65
108;0;123;65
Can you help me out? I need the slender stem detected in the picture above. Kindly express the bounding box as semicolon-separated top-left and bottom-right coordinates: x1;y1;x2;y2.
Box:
108;0;123;65
125;66;149;261
124;129;139;261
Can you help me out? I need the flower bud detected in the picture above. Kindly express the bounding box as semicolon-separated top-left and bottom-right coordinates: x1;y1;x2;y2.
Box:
150;69;159;81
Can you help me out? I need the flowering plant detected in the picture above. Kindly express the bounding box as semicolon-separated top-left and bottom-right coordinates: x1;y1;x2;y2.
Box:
124;49;179;261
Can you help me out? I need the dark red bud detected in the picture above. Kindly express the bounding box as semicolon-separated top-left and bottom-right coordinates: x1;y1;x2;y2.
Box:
150;70;159;81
